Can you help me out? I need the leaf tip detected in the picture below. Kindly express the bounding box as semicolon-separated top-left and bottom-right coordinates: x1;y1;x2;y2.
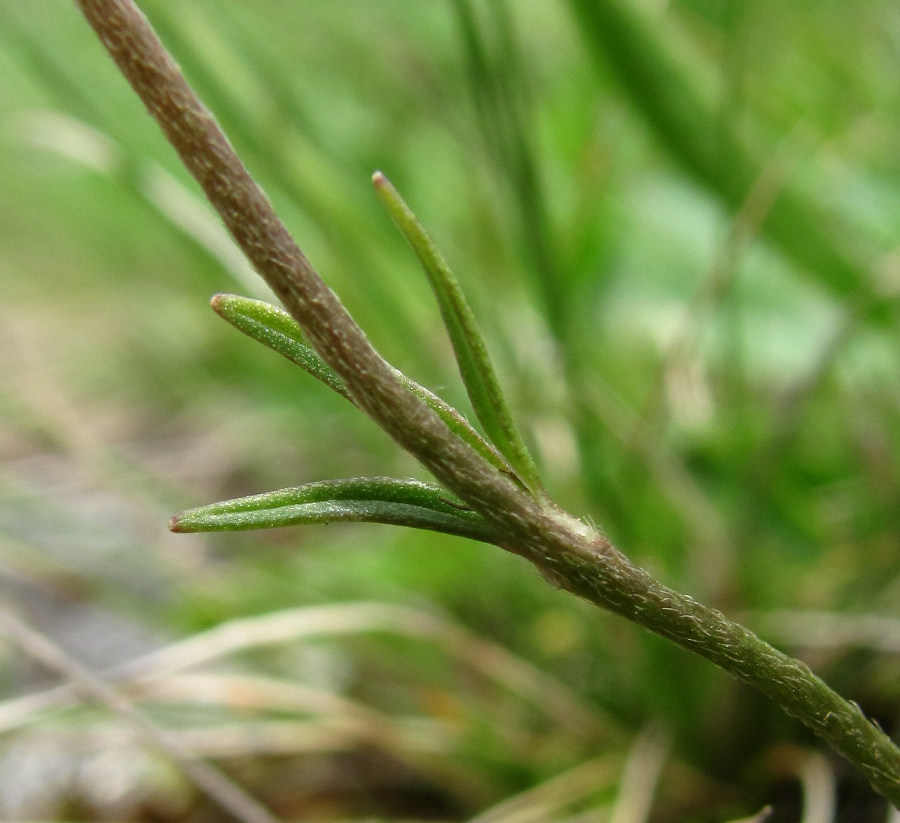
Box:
210;293;230;316
371;170;387;188
168;514;186;533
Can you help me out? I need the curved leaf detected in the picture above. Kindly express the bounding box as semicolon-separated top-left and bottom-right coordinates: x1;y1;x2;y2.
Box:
170;477;501;544
212;293;352;399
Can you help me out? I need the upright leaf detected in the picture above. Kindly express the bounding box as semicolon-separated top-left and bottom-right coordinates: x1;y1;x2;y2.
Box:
372;172;545;498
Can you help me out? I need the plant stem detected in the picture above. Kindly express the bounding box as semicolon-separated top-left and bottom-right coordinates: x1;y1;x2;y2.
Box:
74;0;900;805
74;0;529;533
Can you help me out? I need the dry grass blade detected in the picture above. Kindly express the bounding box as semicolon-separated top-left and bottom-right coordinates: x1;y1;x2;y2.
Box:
122;602;612;740
722;807;773;823
467;755;620;823
609;726;671;823
130;673;456;756
0;602;613;744
13;109;265;296
0;605;281;823
799;753;837;823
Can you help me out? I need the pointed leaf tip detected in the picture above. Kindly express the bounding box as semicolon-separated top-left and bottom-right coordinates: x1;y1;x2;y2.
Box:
210;293;353;402
373;173;546;499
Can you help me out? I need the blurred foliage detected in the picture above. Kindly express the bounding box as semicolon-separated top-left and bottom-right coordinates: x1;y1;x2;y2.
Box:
0;1;898;821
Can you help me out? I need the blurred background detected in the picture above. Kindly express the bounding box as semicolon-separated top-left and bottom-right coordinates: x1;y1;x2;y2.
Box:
0;1;899;821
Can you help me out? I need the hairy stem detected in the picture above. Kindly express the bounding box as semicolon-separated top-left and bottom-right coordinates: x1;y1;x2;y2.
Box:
75;0;529;533
74;0;900;805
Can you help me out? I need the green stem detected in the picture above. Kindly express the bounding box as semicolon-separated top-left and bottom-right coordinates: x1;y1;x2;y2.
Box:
545;542;900;803
74;0;900;806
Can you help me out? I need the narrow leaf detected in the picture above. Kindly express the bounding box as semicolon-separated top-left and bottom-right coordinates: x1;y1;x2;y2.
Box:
211;293;524;486
170;477;501;544
212;293;352;400
372;172;545;498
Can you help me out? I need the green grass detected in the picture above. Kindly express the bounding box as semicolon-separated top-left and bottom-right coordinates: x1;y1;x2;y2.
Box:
0;2;898;821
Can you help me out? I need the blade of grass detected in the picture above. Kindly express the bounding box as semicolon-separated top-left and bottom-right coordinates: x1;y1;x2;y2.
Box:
451;0;563;332
372;172;546;499
609;726;671;823
0;4;112;132
722;808;773;823
468;755;621;823
0;10;266;295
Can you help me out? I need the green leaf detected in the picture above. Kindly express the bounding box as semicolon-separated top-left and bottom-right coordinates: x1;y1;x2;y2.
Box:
211;293;352;399
372;172;546;498
169;477;501;544
211;293;524;486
